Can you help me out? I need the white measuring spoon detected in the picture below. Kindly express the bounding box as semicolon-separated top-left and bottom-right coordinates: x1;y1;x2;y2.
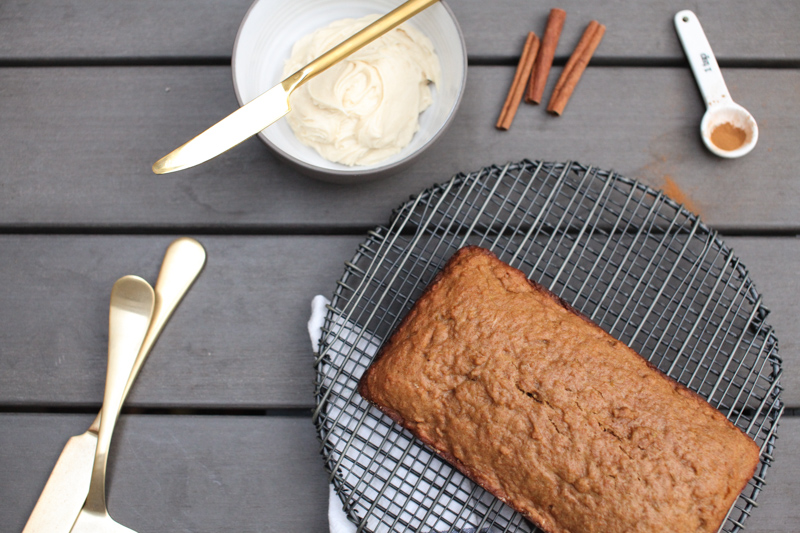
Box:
674;10;758;158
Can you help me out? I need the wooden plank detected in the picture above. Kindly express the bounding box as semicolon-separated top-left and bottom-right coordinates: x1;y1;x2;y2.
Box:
1;0;798;62
727;237;800;409
730;415;800;533
2;412;798;532
0;0;252;61
1;413;329;533
0;235;362;408
0;235;797;408
452;0;800;63
0;66;798;231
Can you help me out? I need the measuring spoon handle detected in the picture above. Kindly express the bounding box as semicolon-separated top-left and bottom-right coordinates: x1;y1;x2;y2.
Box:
674;10;730;107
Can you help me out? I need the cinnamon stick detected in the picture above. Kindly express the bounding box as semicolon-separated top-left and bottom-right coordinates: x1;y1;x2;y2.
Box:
547;20;605;116
525;8;566;104
550;20;601;98
496;32;540;130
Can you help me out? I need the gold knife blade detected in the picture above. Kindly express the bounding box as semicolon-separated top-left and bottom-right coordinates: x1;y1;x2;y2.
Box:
22;429;97;533
152;0;440;175
21;238;206;533
152;83;292;175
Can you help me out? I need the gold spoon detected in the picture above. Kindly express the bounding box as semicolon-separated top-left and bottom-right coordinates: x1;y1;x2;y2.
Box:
23;238;206;533
70;276;155;533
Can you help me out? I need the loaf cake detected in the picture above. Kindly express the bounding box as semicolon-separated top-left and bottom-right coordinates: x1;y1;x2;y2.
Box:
358;246;760;533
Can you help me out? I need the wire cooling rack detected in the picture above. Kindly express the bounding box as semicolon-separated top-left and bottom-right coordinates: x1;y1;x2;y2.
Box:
313;160;783;533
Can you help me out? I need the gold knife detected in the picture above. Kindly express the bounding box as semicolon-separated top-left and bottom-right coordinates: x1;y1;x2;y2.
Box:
21;238;206;533
152;0;440;174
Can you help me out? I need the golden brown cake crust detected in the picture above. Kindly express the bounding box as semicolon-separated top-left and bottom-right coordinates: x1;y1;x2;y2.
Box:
358;246;760;533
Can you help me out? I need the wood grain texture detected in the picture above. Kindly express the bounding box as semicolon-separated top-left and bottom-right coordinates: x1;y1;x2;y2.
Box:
0;66;798;231
2;412;798;532
0;235;796;408
1;414;329;533
745;416;800;533
0;0;798;63
0;0;796;529
0;0;252;61
0;235;362;408
726;237;800;408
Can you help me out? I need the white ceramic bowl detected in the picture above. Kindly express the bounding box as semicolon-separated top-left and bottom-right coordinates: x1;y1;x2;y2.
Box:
232;0;467;183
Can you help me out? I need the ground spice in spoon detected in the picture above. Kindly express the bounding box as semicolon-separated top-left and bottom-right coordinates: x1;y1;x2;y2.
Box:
710;122;747;151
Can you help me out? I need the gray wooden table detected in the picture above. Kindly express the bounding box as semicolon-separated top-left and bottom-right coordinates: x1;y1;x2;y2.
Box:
1;1;798;531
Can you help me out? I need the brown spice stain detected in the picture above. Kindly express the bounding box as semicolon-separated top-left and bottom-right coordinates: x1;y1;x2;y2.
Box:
661;175;699;216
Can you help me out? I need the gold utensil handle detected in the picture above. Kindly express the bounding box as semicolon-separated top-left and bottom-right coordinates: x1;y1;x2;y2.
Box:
152;0;440;174
283;0;440;92
84;276;155;514
122;237;206;399
88;238;207;434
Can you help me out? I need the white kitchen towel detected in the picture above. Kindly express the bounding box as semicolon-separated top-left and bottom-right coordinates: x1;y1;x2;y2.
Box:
307;295;506;533
308;295;358;533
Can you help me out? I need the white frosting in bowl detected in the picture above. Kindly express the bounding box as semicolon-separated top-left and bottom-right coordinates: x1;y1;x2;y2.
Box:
282;15;441;166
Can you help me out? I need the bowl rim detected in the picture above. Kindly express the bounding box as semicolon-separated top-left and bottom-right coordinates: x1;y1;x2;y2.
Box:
231;0;468;178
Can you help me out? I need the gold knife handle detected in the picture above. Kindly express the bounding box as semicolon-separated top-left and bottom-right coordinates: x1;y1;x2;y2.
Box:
88;238;207;434
283;0;441;92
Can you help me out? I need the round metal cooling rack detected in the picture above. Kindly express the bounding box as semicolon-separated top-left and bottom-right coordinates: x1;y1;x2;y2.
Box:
313;160;783;533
